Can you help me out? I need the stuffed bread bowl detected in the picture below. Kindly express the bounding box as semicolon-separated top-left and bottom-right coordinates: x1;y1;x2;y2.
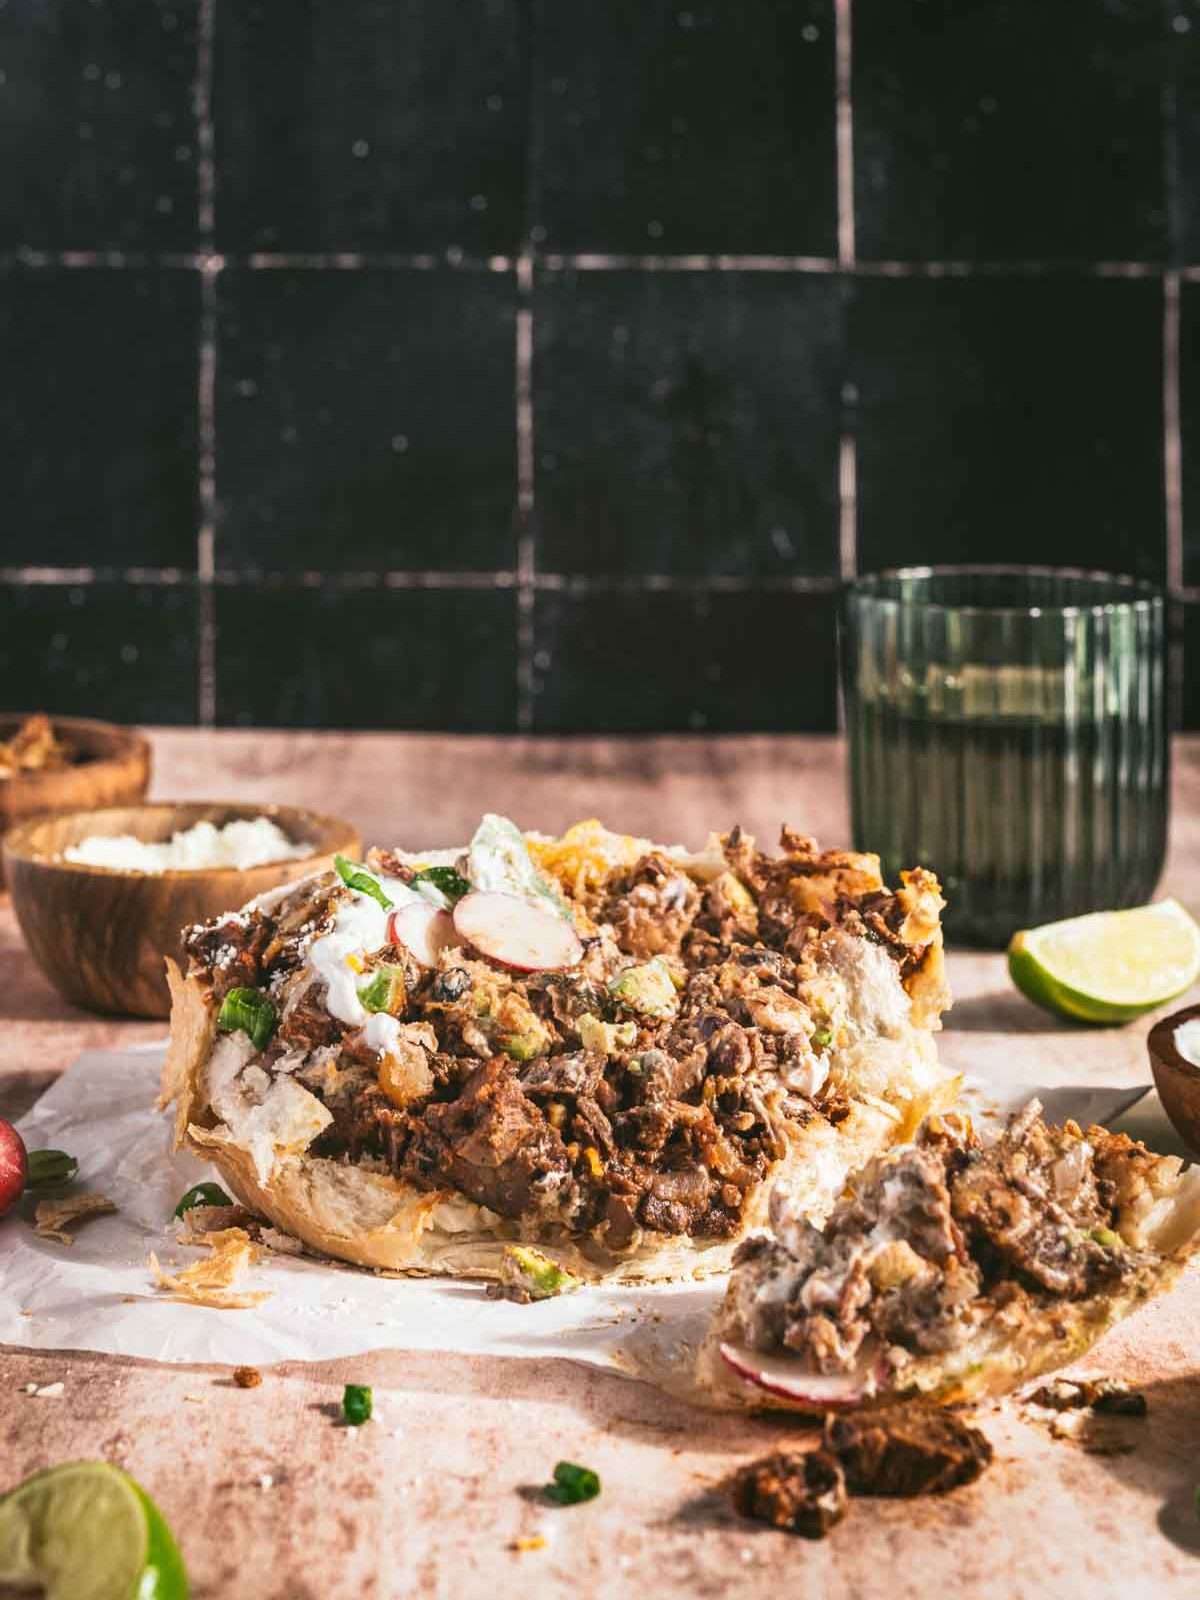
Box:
160;814;957;1283
699;1097;1200;1408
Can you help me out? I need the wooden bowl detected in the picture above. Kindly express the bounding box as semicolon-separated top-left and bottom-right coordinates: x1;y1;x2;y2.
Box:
0;714;151;884
2;801;361;1019
1148;1003;1200;1157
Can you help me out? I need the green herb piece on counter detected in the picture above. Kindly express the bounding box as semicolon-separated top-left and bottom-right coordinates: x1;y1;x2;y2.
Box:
342;1384;373;1426
334;854;393;911
358;966;407;1014
1090;1226;1122;1249
216;987;277;1051
607;957;679;1021
544;1461;600;1506
811;1027;834;1049
411;865;471;903
498;1245;581;1302
25;1149;78;1188
174;1181;233;1218
577;1015;638;1057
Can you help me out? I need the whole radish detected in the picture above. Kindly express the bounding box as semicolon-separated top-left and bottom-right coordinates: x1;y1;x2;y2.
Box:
0;1118;28;1217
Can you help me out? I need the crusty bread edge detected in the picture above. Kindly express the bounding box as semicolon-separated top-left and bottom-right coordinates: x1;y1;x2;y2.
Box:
161;961;957;1285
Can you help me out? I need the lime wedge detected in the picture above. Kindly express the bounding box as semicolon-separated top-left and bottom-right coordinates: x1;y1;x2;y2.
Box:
1008;899;1200;1024
0;1461;188;1600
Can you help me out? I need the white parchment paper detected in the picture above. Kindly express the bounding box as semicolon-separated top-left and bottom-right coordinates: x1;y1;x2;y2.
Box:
0;1046;1174;1370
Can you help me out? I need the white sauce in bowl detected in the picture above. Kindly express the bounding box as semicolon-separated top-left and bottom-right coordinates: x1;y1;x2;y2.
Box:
64;817;311;873
1173;1017;1200;1068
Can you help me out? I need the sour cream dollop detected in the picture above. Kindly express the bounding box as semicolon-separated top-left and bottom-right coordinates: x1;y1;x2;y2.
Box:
1173;1017;1200;1068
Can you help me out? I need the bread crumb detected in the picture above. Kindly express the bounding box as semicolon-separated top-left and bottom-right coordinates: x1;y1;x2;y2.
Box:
234;1365;263;1389
149;1227;270;1309
511;1535;546;1553
33;1382;65;1398
34;1192;116;1244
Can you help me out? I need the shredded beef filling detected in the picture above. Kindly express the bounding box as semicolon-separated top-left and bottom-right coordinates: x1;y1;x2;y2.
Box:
730;1102;1164;1371
184;827;944;1245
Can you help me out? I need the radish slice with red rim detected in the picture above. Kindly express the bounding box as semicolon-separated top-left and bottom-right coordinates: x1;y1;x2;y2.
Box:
452;890;583;972
387;903;459;968
719;1342;872;1409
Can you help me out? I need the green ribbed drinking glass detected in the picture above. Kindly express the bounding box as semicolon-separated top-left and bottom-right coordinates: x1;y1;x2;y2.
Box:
842;567;1168;948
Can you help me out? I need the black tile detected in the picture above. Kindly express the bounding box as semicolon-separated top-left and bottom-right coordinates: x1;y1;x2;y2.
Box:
0;582;197;723
0;0;198;250
854;0;1166;263
531;587;838;732
1173;2;1200;262
214;0;526;255
534;270;842;579
215;269;517;573
535;0;836;256
214;583;517;729
0;267;199;568
1178;281;1200;586
851;277;1165;581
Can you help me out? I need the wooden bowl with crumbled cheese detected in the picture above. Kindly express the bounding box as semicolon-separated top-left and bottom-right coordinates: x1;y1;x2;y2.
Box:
2;801;360;1018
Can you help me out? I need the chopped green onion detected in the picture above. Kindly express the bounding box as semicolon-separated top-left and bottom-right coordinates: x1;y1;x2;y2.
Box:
334;854;393;910
216;987;277;1051
1090;1226;1122;1249
174;1181;233;1218
358;966;406;1014
24;1149;78;1188
342;1384;373;1426
411;865;471;903
812;1027;833;1049
544;1461;600;1505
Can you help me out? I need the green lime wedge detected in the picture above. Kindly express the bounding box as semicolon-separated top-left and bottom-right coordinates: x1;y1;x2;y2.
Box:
1008;898;1200;1025
0;1461;188;1600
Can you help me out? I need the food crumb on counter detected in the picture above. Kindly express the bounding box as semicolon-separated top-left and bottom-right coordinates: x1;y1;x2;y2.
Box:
233;1365;263;1389
511;1534;546;1553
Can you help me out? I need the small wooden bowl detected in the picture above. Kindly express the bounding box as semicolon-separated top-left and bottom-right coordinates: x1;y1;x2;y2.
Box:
0;714;151;884
2;801;361;1019
1148;1003;1200;1157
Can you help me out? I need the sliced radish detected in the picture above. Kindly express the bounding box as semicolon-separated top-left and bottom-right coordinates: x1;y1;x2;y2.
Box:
387;903;459;967
719;1342;873;1409
452;890;582;972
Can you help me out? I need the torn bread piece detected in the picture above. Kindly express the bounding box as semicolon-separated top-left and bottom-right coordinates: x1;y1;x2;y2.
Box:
33;1192;116;1245
700;1100;1200;1408
160;815;957;1284
149;1226;270;1309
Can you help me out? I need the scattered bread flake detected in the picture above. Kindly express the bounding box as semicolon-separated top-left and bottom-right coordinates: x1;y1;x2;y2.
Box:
176;1203;259;1243
511;1535;547;1553
258;1226;304;1257
33;1382;65;1398
34;1192;116;1244
149;1227;270;1309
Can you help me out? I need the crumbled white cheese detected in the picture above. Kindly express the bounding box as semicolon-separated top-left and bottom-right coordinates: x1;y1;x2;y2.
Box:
64;817;311;873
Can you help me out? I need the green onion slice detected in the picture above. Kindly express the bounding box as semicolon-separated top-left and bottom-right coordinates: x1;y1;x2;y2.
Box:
334;855;393;910
544;1460;600;1505
342;1384;373;1426
174;1181;233;1218
216;987;277;1050
411;865;471;903
358;966;405;1014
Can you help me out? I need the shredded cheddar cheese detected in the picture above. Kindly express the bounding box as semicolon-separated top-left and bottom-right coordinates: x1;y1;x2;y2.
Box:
526;818;653;903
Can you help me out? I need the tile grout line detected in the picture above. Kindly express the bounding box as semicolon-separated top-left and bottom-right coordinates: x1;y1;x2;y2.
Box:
194;0;218;726
2;249;1188;280
834;0;857;736
515;263;536;732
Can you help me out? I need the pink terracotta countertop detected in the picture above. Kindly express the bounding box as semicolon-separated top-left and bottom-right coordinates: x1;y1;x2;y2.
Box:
3;729;1200;1598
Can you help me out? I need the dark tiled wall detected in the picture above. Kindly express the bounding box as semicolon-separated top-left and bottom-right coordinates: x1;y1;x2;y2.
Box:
0;0;1195;734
